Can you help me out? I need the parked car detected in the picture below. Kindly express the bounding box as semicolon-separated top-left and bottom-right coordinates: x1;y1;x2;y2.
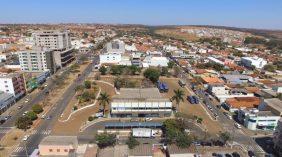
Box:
232;152;240;157
145;117;152;121
22;135;29;141
248;151;255;157
234;123;242;129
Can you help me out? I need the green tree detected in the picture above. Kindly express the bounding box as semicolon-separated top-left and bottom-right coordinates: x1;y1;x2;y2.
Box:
111;65;124;75
32;104;43;114
168;61;175;69
161;67;169;76
95;133;116;148
128;65;141;75
176;132;192;148
171;89;185;110
26;111;38;121
99;66;107;75
143;68;160;83
219;132;231;144
162;119;186;145
263;64;276;72
126;134;140;149
15;116;32;131
75;85;85;92
84;80;92;89
97;92;111;115
114;77;125;90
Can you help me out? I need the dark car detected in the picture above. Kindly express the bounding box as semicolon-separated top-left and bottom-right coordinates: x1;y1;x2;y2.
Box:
212;153;217;156
225;153;232;157
232;152;240;157
248;151;255;157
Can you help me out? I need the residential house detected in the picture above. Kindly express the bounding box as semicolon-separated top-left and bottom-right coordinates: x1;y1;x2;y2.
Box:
224;97;260;112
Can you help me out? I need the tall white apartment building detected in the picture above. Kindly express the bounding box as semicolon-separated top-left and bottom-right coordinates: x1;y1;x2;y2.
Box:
33;30;74;67
18;48;59;74
241;56;267;69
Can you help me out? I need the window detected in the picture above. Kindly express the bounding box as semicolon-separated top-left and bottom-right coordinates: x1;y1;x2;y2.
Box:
57;149;60;152
64;149;68;152
49;149;53;152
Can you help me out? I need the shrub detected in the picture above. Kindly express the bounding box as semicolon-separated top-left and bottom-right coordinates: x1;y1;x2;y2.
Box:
126;135;139;149
32;104;43;114
88;116;94;121
26;111;38;121
95;133;116;148
73;106;78;111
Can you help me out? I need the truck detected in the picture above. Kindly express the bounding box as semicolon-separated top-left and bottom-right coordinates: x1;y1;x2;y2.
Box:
187;96;199;104
132;128;158;138
178;79;186;87
157;81;169;93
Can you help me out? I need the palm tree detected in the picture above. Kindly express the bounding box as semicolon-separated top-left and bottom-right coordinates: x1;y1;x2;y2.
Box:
171;89;185;111
97;92;111;116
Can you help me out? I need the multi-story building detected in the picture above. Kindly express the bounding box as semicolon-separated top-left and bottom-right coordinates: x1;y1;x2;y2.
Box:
18;48;59;73
111;88;172;117
102;39;125;54
274;118;282;157
241;56;267;69
237;108;280;130
0;91;15;114
33;30;74;67
99;53;122;65
0;73;26;99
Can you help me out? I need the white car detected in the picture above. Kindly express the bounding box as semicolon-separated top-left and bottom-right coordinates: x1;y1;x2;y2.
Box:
145;118;152;121
22;135;29;141
235;123;242;129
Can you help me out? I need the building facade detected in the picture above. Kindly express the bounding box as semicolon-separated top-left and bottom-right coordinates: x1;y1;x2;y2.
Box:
33;30;74;67
241;57;267;69
111;88;172;117
0;73;26;99
0;91;15;114
238;108;280;130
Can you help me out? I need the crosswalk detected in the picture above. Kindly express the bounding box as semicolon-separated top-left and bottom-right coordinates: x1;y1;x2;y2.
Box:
0;128;11;134
13;146;25;153
30;129;52;135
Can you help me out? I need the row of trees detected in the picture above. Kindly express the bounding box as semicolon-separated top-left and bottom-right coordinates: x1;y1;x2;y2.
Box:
15;104;43;130
99;65;142;76
196;62;225;72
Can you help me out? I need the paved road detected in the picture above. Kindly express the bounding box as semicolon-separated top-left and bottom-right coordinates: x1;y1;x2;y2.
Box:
170;56;265;156
11;53;94;156
0;68;68;139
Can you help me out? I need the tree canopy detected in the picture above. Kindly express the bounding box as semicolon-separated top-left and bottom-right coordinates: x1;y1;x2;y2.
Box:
143;68;160;83
15;116;33;130
95;133;116;148
32;104;43;114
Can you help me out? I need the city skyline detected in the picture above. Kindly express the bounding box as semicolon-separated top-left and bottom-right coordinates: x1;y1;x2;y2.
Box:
1;0;282;30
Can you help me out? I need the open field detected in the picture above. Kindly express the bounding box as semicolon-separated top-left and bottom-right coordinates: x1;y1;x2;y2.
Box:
155;27;199;41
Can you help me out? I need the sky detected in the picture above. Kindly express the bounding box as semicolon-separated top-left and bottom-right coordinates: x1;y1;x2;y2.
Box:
1;0;282;30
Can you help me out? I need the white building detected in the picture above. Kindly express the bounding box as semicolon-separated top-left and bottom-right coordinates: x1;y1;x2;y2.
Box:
0;53;7;62
143;56;169;67
237;108;280;130
0;73;26;99
111;88;172;117
163;45;178;52
99;53;122;65
207;56;224;65
33;30;74;67
241;56;267;69
0;91;15;114
207;84;229;96
102;39;125;54
125;44;137;52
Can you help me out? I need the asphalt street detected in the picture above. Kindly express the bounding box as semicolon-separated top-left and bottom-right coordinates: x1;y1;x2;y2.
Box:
11;53;94;156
